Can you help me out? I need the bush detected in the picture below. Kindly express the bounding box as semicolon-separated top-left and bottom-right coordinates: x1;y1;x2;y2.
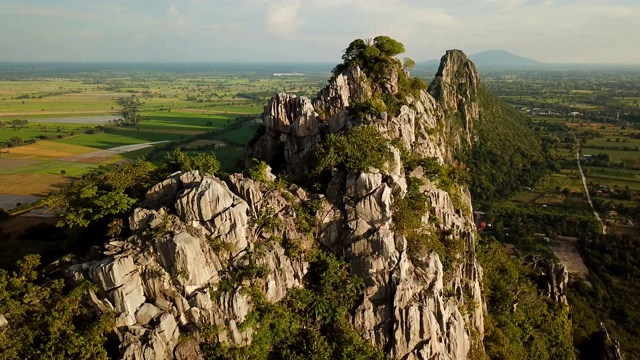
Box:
246;159;269;183
163;148;220;175
307;125;392;175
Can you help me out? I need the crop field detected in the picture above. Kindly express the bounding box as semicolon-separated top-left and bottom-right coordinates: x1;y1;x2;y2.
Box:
0;63;329;209
488;68;640;240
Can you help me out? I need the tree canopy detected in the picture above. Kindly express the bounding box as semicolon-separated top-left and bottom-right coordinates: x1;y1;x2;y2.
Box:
333;36;407;78
46;149;220;236
0;255;113;359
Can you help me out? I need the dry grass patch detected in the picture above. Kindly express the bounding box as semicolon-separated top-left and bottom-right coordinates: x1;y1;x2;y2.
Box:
183;139;227;149
142;129;206;136
0;158;40;170
4;141;98;158
0;174;73;196
548;240;589;278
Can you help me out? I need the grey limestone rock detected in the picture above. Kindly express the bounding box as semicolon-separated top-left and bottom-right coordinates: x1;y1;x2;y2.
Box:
66;48;490;360
0;313;8;330
175;177;235;222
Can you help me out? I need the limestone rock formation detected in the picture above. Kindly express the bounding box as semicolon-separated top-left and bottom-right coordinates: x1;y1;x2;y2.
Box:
67;170;311;359
246;50;486;358
600;323;625;360
67;49;488;359
540;259;569;305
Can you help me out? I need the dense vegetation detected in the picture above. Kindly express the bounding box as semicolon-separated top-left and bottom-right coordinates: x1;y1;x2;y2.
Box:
307;125;392;175
478;238;575;360
45;148;220;237
0;255;114;359
201;251;385;360
465;86;552;203
569;234;640;358
486;201;602;240
334;36;426;118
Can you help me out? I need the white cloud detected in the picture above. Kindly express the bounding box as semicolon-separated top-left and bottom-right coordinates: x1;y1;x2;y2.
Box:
167;5;192;37
266;0;304;38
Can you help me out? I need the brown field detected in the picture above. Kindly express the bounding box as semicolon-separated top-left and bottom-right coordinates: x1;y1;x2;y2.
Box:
0;158;40;169
0;109;114;117
183;139;227;149
607;225;640;237
178;108;253;115
0;174;73;196
4;141;98;158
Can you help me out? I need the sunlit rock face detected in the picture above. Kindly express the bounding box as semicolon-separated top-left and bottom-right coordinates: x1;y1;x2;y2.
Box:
248;49;485;359
69;49;486;359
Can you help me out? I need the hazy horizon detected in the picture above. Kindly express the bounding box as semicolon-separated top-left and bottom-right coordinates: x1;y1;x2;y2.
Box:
1;1;639;64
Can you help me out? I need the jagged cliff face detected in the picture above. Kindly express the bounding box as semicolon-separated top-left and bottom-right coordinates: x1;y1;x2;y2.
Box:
251;50;484;358
429;50;481;153
68;50;486;359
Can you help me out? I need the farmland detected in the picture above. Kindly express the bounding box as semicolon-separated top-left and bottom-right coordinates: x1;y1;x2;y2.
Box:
0;62;331;209
480;67;640;358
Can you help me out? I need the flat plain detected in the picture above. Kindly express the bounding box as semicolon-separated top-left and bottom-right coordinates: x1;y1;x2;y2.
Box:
0;63;331;209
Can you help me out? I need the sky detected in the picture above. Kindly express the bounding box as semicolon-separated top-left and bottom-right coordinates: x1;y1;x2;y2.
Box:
1;0;639;64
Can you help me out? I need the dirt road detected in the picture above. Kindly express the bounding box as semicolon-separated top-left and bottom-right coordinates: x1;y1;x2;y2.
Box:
576;149;607;234
65;141;169;161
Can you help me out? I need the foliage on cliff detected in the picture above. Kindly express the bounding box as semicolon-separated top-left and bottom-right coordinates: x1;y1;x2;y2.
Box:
333;36;426;117
202;251;385;360
570;233;640;359
0;255;114;360
466;86;551;203
478;238;575;360
333;36;405;78
307;125;392;175
45;149;220;235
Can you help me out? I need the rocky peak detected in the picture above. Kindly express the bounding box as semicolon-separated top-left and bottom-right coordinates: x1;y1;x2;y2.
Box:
599;323;625;360
246;46;486;358
67;44;490;359
429;49;481;150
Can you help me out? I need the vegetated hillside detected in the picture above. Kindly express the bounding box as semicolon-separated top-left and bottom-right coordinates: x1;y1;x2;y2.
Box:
427;50;551;204
571;233;640;359
466;86;550;202
0;37;573;360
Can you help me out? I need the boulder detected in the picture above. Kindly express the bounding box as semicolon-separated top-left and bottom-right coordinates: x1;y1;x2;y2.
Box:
136;303;163;326
175;178;235;222
140;173;182;210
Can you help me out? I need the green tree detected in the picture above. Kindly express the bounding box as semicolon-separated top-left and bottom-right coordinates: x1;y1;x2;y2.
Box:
163;148;220;175
403;57;416;70
373;36;405;57
119;95;143;124
45;160;157;230
0;255;113;359
307;125;392;175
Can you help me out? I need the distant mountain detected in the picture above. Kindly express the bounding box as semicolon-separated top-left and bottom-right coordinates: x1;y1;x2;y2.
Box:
469;50;541;67
421;50;541;69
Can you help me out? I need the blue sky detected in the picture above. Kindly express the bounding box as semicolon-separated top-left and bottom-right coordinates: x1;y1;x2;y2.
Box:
1;0;638;63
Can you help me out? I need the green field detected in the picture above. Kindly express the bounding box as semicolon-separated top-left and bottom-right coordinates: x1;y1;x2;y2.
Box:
0;69;324;198
0;159;98;176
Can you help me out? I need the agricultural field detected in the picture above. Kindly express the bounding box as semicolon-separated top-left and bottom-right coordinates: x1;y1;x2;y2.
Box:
0;63;330;210
483;68;640;239
481;68;640;356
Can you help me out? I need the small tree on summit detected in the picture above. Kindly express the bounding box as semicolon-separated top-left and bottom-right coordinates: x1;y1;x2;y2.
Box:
373;36;405;57
342;39;367;64
333;36;407;78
